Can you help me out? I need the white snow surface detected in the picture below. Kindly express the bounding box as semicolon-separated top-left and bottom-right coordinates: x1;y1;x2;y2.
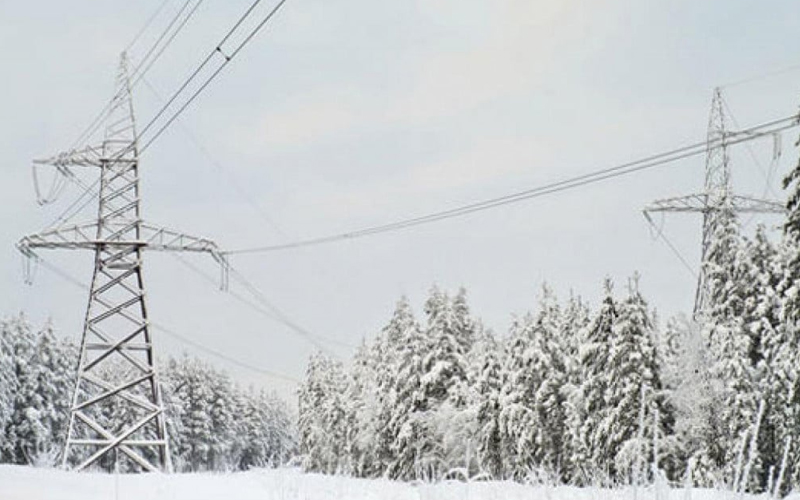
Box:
0;465;795;500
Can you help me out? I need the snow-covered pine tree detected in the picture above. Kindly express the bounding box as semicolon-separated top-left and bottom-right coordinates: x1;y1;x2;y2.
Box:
781;138;800;323
736;226;797;492
206;368;239;470
343;339;384;477
497;312;536;480
528;286;570;479
1;316;75;465
659;314;718;483
386;313;428;480
433;287;479;477
0;315;36;463
393;286;475;480
775;151;800;492
561;293;591;483
469;330;506;479
23;321;74;466
0;318;17;462
387;286;475;480
373;296;418;476
161;354;295;472
163;355;218;471
237;387;295;469
700;208;758;486
600;274;663;484
498;286;571;481
297;351;348;474
571;279;618;484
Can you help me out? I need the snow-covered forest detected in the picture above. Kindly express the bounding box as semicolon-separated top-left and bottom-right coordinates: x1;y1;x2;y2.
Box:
0;318;295;472
296;159;800;495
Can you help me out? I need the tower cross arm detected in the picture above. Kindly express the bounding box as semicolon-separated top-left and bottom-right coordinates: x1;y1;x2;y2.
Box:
643;193;709;214
17;221;229;288
17;222;101;253
33;143;106;169
139;222;226;261
727;194;786;214
644;193;786;215
18;221;224;255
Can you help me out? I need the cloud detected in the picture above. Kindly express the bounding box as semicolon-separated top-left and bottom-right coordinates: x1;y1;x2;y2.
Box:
281;134;556;227
232;0;599;151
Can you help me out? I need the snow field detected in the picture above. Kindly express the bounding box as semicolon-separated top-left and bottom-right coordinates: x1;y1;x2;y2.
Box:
0;465;796;500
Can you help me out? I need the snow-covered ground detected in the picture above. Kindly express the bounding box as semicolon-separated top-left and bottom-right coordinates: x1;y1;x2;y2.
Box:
0;465;795;500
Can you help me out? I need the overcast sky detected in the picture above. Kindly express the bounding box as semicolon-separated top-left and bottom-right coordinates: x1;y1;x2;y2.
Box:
1;0;800;397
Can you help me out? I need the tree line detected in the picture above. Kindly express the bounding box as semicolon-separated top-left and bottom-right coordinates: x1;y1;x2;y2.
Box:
297;153;800;494
0;318;295;472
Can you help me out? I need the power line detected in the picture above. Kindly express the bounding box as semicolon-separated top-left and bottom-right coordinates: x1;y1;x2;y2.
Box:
42;176;101;230
228;265;356;350
227;113;800;255
720;95;781;200
69;0;201;154
137;0;291;154
38;0;208;228
152;322;300;384
643;212;698;279
130;0;207;91
124;0;175;54
720;61;800;89
65;0;291;184
42;0;204;218
30;254;299;384
140;76;287;237
170;253;353;353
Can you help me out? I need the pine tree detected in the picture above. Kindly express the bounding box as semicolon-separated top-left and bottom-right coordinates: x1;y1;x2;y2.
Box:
600;275;663;483
343;340;383;477
571;279;617;483
500;285;570;479
237;388;295;469
529;287;569;477
373;297;418;476
297;352;348;474
469;331;506;479
207;369;238;470
659;314;713;482
0;316;75;465
560;292;591;483
498;312;536;480
164;355;217;471
701;210;758;484
0;318;18;461
386;316;427;480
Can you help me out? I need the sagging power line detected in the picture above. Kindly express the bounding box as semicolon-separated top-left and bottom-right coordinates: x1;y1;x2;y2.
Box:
226;112;800;256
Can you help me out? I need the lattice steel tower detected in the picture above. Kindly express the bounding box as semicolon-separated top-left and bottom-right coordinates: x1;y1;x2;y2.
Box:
644;88;784;317
18;54;227;472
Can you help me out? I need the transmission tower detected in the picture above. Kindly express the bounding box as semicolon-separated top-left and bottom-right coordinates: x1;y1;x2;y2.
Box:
643;88;784;317
17;54;228;472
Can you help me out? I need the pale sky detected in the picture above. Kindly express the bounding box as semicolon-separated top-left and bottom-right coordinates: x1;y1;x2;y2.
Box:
1;0;799;397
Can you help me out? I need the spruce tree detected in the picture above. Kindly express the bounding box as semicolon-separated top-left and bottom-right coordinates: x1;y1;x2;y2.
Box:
297;352;348;474
601;275;663;483
374;297;418;476
470;331;506;479
701;209;758;483
529;286;569;477
573;279;617;483
498;312;536;480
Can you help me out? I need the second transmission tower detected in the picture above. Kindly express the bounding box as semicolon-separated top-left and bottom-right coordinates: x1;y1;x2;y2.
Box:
643;88;785;317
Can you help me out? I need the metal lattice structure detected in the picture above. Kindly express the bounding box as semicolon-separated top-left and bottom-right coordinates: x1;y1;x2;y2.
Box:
644;88;785;317
17;54;227;472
